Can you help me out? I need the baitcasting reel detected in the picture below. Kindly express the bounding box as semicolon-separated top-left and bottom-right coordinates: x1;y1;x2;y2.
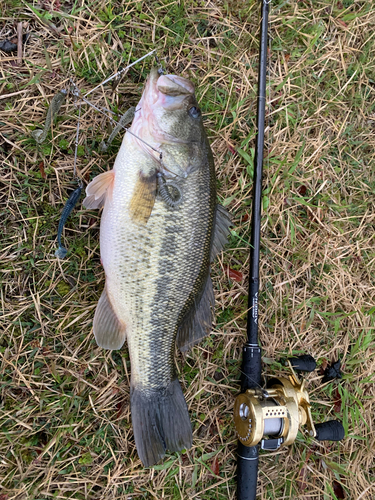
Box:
234;355;344;451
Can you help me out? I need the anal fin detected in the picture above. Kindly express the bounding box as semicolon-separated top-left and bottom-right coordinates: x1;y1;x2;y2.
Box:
83;170;115;209
93;285;126;350
176;275;215;352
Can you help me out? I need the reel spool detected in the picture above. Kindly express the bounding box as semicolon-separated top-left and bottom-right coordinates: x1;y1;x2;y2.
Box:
234;355;344;450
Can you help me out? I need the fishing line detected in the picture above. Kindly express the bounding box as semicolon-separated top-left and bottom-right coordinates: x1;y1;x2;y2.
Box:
52;49;185;259
81;80;186;183
76;51;187;182
71;82;83;185
261;15;305;442
238;0;324;454
84;49;156;98
74;92;161;156
264;0;271;369
71;50;164;162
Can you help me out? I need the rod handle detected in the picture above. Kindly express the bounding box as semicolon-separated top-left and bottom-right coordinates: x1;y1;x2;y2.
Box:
289;354;316;372
237;443;259;500
241;345;262;392
315;420;345;441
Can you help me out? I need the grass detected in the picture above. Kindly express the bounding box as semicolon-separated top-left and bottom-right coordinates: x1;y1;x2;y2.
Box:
1;0;375;498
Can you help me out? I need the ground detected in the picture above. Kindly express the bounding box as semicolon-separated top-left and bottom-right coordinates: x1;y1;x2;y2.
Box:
0;0;374;499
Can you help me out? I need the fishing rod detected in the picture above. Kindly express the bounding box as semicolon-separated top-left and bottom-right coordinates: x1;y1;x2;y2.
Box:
233;2;345;499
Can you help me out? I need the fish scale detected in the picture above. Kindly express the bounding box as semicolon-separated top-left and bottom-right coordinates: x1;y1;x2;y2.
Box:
127;169;215;390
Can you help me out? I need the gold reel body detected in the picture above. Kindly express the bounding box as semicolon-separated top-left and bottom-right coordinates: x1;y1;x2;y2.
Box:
234;373;316;449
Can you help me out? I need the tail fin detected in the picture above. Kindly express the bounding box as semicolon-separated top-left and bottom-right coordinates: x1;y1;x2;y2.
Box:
131;379;192;467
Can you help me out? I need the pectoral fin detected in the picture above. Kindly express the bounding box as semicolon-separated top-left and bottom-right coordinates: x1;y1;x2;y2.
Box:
93;285;127;350
83;170;115;209
129;171;157;224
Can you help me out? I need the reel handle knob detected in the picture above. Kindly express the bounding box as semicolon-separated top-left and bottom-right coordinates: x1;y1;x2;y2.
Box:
315;420;345;441
288;354;316;372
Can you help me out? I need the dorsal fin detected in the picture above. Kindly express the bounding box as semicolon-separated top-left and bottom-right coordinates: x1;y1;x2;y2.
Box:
83;170;115;209
211;204;232;260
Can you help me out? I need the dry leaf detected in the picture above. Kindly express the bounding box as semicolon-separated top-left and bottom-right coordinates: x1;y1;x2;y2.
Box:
39;161;46;179
334;387;342;413
337;19;348;28
211;457;220;476
225;266;243;282
333;480;345;499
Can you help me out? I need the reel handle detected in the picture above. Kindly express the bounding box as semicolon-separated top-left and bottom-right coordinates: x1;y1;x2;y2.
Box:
288;354;316;372
237;443;259;500
315;420;345;441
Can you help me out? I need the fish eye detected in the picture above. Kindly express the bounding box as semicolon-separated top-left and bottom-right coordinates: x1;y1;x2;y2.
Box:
188;106;200;119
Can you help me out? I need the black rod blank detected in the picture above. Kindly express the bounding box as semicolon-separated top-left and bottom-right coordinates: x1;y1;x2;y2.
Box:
246;0;269;348
237;2;270;500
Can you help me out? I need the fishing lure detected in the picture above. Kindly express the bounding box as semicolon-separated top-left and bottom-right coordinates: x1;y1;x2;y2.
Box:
55;184;83;259
31;90;67;144
30;53;161;261
100;107;135;152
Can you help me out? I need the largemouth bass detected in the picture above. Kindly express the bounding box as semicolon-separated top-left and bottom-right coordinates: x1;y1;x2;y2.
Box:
83;69;231;467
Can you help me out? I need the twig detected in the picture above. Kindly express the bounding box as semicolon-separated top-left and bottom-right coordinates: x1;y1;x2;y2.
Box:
17;22;23;66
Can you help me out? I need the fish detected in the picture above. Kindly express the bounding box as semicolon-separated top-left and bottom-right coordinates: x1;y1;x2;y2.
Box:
55;184;82;259
83;68;231;467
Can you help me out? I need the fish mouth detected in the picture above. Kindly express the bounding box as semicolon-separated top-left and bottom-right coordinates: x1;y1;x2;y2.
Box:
131;69;195;146
156;74;194;97
143;69;194;109
129;69;196;178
